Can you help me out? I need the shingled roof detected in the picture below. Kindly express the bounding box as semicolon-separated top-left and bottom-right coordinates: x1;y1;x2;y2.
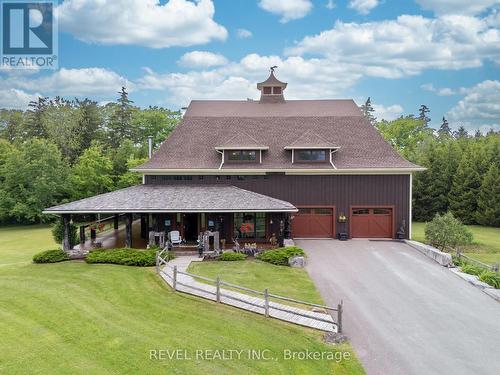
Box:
43;185;297;214
135;99;422;171
285;130;339;149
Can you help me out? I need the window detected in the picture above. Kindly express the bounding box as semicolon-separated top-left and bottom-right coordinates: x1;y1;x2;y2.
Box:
272;87;282;94
353;209;369;215
374;208;391;215
228;150;257;161
263;87;272;94
296;149;327;162
234;213;266;239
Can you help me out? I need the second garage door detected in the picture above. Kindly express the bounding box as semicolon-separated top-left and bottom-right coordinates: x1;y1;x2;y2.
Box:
351;207;393;238
292;208;334;238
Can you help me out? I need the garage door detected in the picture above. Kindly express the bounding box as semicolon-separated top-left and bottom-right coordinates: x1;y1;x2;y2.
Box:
292;208;334;238
351;208;393;238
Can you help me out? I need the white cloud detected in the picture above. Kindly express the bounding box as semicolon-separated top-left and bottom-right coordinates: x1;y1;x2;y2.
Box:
0;89;41;109
372;103;404;121
178;51;228;68
236;28;253;38
0;68;129;100
420;83;468;96
348;0;380;15
287;14;500;78
326;0;336;10
447;80;500;132
415;0;500;15
258;0;313;23
56;0;227;48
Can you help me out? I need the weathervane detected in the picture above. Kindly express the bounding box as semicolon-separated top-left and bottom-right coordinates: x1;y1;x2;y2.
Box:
270;65;278;73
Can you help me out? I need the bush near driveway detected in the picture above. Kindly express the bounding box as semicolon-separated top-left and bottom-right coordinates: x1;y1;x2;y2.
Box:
219;252;247;261
257;246;305;266
479;272;500;289
85;248;161;266
425;212;473;250
33;249;69;263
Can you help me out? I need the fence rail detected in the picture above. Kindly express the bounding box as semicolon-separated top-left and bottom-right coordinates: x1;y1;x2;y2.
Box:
449;247;499;273
156;251;342;333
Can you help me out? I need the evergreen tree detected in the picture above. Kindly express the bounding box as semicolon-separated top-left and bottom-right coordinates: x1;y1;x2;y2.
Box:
360;97;376;125
474;129;482;138
438;116;451;138
108;87;136;148
418;104;430;127
449;150;482;224
454;125;468;139
25;97;49;139
475;164;500;226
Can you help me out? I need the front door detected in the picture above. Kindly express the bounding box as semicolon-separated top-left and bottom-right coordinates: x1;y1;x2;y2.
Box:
183;213;198;242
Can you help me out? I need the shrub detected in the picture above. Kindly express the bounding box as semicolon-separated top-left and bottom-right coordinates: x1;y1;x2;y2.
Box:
52;220;79;248
219;252;247;261
33;249;69;263
424;212;473;250
460;264;484;277
257;246;305;266
479;272;500;289
85;248;157;266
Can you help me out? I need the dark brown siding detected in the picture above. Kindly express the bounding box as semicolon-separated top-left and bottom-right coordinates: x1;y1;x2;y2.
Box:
145;174;410;239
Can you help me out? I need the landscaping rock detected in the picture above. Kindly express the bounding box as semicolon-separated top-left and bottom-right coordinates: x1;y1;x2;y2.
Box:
283;239;295;247
288;255;306;268
324;332;347;344
404;240;452;267
449;268;493;289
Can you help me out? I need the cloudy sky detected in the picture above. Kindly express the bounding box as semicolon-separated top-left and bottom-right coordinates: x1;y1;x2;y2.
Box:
1;0;499;132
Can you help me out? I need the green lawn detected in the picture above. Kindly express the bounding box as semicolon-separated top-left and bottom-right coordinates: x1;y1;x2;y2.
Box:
0;225;365;375
412;222;500;265
187;260;324;305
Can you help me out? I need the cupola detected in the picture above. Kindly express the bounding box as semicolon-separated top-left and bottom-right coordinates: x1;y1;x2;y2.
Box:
257;66;287;103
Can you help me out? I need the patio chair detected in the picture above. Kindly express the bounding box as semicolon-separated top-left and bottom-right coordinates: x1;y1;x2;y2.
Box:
168;230;183;246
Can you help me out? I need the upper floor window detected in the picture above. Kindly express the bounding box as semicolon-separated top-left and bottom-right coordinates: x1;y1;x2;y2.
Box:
296;149;327;162
272;87;282;94
262;86;282;95
263;87;272;94
228;150;257;161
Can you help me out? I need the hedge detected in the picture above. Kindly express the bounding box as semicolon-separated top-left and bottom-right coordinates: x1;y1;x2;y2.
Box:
256;246;305;266
33;249;69;263
219;252;247;261
85;248;171;267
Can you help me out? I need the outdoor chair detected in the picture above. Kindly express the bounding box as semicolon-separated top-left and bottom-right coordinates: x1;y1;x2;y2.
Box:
168;230;183;246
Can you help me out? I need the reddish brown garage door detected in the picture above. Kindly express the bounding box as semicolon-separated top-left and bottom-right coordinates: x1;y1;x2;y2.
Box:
351;208;393;238
292;208;334;238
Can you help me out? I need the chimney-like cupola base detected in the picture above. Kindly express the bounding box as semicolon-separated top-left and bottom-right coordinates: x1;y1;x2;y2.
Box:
257;67;287;103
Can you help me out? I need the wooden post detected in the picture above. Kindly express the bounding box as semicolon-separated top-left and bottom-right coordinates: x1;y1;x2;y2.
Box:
337;300;343;334
173;266;177;290
113;214;119;230
216;276;221;303
284;213;291;239
125;213;133;248
264;288;269;317
62;214;71;251
155;250;159;273
79;226;85;245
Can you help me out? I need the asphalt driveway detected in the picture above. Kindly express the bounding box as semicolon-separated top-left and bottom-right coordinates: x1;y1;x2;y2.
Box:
297;239;500;375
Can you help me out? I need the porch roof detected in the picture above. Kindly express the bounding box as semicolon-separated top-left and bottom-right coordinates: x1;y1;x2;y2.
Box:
43;184;298;214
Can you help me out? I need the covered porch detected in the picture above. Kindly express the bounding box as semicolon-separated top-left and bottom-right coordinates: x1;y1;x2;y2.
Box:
43;184;297;253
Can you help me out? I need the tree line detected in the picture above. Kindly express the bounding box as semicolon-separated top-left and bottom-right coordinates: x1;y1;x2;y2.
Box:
361;98;500;227
0;88;181;224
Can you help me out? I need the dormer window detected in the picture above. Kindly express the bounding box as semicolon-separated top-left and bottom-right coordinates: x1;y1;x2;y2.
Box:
228;150;257;161
296;149;327;162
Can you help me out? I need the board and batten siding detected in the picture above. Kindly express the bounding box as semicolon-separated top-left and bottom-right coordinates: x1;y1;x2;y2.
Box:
144;174;411;239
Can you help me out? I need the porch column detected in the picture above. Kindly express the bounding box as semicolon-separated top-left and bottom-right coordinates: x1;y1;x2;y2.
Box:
62;214;71;251
79;225;86;246
278;214;285;247
113;214;119;230
125;213;133;248
140;214;148;239
90;214;96;242
284;213;292;239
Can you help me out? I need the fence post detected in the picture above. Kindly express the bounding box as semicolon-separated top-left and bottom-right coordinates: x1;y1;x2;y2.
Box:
493;263;499;273
173;266;177;291
337;300;343;334
264;288;269;317
216;276;221;303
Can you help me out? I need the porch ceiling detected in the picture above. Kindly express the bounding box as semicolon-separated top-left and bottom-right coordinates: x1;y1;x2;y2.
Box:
43;184;297;214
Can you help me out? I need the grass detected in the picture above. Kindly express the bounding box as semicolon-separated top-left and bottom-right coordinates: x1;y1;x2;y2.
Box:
187;259;324;305
412;222;500;265
0;225;365;375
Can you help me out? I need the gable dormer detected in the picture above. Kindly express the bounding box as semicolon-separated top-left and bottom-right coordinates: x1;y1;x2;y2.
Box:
284;131;340;168
257;67;287;103
215;132;268;169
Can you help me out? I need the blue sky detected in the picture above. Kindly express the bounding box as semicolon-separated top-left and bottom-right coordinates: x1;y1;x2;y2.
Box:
1;0;499;132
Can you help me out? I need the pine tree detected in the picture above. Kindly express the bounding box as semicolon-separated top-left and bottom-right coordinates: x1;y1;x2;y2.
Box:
108;87;135;148
360;97;376;125
25;97;49;139
454;125;468;139
475;164;500;226
438;116;451;138
449;151;482;224
418;105;430;126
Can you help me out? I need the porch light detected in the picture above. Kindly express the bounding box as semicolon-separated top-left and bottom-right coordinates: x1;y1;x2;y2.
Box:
338;213;347;223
